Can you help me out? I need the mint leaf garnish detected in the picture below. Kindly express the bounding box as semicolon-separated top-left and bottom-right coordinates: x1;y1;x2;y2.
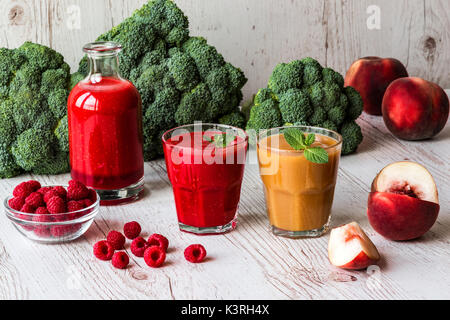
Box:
304;147;329;164
204;133;236;148
283;128;329;164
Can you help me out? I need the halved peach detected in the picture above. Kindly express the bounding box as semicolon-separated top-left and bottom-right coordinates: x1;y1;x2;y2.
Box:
368;161;440;240
328;222;380;270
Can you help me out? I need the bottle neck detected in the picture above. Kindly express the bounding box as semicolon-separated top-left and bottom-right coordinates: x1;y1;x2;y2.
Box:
87;53;121;79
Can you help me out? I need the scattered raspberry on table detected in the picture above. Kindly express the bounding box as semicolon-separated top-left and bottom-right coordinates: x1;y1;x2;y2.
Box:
184;244;207;263
123;221;141;239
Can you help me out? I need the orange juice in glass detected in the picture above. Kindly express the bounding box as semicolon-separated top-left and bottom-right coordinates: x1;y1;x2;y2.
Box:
257;126;342;238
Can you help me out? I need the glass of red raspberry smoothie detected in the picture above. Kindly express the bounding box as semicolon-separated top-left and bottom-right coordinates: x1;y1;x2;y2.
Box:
162;123;248;235
68;42;144;204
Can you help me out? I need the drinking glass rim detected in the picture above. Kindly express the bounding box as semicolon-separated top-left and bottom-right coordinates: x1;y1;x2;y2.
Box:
161;123;249;149
257;125;343;153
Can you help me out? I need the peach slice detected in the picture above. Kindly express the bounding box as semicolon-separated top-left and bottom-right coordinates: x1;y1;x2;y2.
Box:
328;222;380;270
368;161;440;240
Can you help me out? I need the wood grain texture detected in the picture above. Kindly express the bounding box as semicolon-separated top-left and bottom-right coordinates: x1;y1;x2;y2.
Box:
0;0;448;101
0;92;449;300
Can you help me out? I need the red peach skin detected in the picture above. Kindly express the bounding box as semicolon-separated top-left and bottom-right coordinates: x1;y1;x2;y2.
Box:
382;77;449;140
345;57;408;115
368;192;440;241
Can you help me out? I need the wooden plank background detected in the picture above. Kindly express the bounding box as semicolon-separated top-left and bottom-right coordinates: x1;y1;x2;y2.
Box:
0;0;448;101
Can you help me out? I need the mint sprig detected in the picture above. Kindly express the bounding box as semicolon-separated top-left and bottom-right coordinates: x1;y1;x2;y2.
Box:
204;133;237;148
283;128;329;164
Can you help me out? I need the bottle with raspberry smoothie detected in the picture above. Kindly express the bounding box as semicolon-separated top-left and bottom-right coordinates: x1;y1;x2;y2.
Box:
68;42;144;204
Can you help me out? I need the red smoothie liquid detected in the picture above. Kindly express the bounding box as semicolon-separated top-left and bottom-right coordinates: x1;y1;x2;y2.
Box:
163;131;248;229
68;77;144;190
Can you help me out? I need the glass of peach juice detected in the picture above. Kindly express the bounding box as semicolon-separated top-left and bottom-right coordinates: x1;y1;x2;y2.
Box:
257;126;342;238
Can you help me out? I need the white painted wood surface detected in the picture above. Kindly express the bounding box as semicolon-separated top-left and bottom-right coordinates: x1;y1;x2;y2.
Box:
0;0;448;101
0;92;448;300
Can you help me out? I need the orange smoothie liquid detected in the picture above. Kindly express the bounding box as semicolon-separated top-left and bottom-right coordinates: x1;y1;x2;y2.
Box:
257;133;341;232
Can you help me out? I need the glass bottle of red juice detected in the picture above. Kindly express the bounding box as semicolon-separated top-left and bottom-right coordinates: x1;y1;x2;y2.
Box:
68;42;144;204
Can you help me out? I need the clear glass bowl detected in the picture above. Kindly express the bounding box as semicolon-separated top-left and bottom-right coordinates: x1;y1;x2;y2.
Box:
4;186;100;243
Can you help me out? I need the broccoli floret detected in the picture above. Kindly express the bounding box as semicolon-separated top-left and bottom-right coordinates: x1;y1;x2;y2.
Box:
0;41;71;178
301;57;322;86
309;107;327;126
167;51;199;91
320;120;338;132
77;0;247;161
175;83;212;124
322;82;341;111
278;88;313;123
327;106;346;126
323;67;344;88
48;89;69;119
268;61;303;94
254;88;275;105
11;128;55;171
344;86;364;120
219;111;246;129
247;99;283;130
0;100;16;146
341;121;363;155
145;87;179;130
54;116;69;152
0;143;22;178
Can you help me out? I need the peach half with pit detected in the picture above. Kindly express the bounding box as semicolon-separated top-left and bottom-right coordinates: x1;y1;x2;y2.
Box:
368;161;440;241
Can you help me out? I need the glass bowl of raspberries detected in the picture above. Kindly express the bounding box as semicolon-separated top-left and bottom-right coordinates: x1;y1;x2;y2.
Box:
4;180;100;243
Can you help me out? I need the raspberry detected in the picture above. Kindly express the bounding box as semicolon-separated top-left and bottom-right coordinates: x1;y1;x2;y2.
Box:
67;201;84;212
147;234;169;252
32;214;52;237
13;182;33;198
8;196;25;211
44;190;62;203
47;196;66;214
184;244;207;263
107;231;126;250
16;205;34;231
37;186;53;195
93;240;115;261
35;207;50;215
87;189;97;202
123;221;141;239
27;180;41;192
50;225;73;238
68;180;89;200
112;252;129;269
20;203;35;213
25;192;44;208
52;186;68;200
144;246;166;268
130;237;148;257
82;199;94;208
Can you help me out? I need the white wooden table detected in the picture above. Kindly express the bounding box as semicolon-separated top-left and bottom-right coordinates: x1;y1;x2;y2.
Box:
0;93;449;300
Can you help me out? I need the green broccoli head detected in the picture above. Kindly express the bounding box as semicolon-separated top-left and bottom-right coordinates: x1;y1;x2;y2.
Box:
77;0;247;161
0;42;71;178
249;57;364;154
